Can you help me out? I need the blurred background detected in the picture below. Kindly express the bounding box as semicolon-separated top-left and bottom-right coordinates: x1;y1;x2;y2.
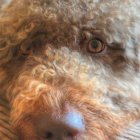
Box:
0;0;11;10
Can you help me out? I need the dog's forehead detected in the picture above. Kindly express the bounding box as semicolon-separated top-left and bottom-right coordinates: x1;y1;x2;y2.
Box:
1;0;140;64
34;0;140;56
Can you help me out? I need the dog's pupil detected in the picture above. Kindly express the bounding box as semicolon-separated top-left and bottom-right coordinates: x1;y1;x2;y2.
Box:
91;40;99;49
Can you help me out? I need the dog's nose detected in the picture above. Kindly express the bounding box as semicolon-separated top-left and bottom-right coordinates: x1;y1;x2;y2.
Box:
39;109;85;140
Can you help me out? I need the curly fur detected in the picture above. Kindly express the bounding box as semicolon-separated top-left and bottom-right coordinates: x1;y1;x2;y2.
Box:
0;0;140;140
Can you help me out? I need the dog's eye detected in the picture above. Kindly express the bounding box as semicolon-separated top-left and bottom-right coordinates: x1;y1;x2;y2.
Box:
87;38;106;53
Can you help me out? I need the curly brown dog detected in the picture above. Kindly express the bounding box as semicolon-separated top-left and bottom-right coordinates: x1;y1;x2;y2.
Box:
0;0;140;140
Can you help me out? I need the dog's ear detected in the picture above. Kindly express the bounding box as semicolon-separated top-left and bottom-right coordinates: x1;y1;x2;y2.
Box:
0;1;48;66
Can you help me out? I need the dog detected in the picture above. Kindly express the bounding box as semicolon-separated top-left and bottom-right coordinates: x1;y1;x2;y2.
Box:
0;0;140;139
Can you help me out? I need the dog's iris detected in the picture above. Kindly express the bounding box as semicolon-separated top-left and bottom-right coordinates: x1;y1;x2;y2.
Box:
88;38;105;53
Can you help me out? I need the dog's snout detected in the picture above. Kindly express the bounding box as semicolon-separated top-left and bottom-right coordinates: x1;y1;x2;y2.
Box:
38;109;85;140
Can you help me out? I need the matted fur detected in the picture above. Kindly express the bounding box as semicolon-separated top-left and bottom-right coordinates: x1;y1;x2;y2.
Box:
0;0;140;140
